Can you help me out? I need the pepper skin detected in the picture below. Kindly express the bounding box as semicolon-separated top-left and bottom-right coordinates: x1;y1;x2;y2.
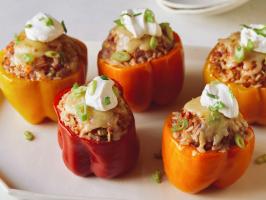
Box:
204;51;266;125
0;38;87;124
54;88;140;178
162;115;255;193
97;33;184;112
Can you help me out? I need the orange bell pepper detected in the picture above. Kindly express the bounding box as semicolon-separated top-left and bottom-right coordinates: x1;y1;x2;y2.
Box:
162;115;255;193
0;38;87;124
98;33;184;112
203;52;266;125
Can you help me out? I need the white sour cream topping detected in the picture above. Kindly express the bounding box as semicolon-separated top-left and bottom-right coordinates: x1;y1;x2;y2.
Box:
240;24;266;53
85;76;118;111
200;82;239;118
120;8;162;38
25;12;64;42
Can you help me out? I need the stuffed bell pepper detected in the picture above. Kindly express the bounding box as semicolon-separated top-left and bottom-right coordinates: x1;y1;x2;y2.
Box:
98;8;184;111
0;12;87;124
54;75;139;178
204;24;266;124
162;82;255;193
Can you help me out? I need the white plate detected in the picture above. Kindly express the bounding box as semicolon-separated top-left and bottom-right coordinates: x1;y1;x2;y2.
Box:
156;0;251;15
161;0;230;9
0;42;266;200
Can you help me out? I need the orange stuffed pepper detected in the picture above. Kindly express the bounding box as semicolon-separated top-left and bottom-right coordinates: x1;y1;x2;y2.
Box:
204;24;266;124
0;13;87;124
98;8;184;111
162;82;255;193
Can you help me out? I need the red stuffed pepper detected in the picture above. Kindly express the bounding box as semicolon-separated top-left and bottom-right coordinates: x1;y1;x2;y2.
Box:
98;8;184;111
54;75;139;178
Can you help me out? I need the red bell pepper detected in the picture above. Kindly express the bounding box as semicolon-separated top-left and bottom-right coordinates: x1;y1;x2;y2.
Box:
54;88;140;178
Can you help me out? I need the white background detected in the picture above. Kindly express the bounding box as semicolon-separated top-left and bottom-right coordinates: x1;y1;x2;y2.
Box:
0;0;266;199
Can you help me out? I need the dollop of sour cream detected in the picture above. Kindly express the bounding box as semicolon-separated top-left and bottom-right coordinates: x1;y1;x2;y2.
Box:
85;76;118;111
120;8;162;38
200;82;239;118
25;12;64;42
240;24;266;53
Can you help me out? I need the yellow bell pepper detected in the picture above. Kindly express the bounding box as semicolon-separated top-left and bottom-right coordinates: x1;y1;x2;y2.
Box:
0;40;87;124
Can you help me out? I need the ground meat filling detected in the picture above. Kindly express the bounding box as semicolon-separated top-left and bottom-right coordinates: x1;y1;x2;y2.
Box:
58;91;132;142
100;25;175;66
1;33;84;80
171;110;249;152
209;32;266;88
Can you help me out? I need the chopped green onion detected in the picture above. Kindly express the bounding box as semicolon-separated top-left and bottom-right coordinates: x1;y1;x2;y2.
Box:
208;110;221;123
160;23;174;41
241;24;251;29
246;39;254;51
254;26;266;37
76;104;88;121
255;154;266;165
61;20;67;33
103;96;111;105
88;80;97;95
45;50;60;58
149;36;158;49
71;85;86;97
39;16;54;26
100;75;109;80
234;134;245;148
14;34;20;44
209;101;225;111
151;170;162;184
112;86;119;97
207;92;219;99
114;19;123;27
234;46;245;63
72;83;79;90
24;131;35;141
172;119;188;132
144;9;155;23
111;51;131;62
133;12;142;17
25;24;32;28
22;53;34;64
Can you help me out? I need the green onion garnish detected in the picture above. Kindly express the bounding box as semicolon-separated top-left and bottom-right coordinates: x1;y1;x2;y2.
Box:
88;80;97;95
71;85;86;97
160;23;174;41
39;16;54;26
45;51;60;58
208;110;221;123
103;96;111;105
254;26;266;37
114;19;123;27
207;92;219;99
234;46;245;63
72;83;79;90
25;24;32;28
76;104;88;121
151;170;162;184
133;12;142;17
234;134;245;149
209;101;225;111
24;131;35;141
144;9;155;23
149;36;158;49
111;51;131;62
100;75;109;80
255;154;266;165
246;39;254;51
61;20;67;33
172;119;189;132
22;53;34;64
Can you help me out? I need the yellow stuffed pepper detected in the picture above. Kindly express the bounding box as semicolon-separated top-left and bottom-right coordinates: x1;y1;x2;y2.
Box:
0;12;87;124
204;24;266;125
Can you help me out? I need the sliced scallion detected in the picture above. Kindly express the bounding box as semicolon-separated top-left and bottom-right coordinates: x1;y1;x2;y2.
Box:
151;170;162;184
207;92;219;99
61;20;67;33
144;9;155;23
172;119;188;132
25;24;32;29
149;36;158;49
234;134;245;148
88;80;97;95
111;51;131;62
246;39;254;51
254;26;266;37
255;154;266;165
22;53;34;64
71;85;86;97
24;131;35;141
76;104;88;121
234;46;245;63
103;96;111;105
114;19;123;27
100;75;109;80
45;50;60;58
72;83;79;90
209;101;225;111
